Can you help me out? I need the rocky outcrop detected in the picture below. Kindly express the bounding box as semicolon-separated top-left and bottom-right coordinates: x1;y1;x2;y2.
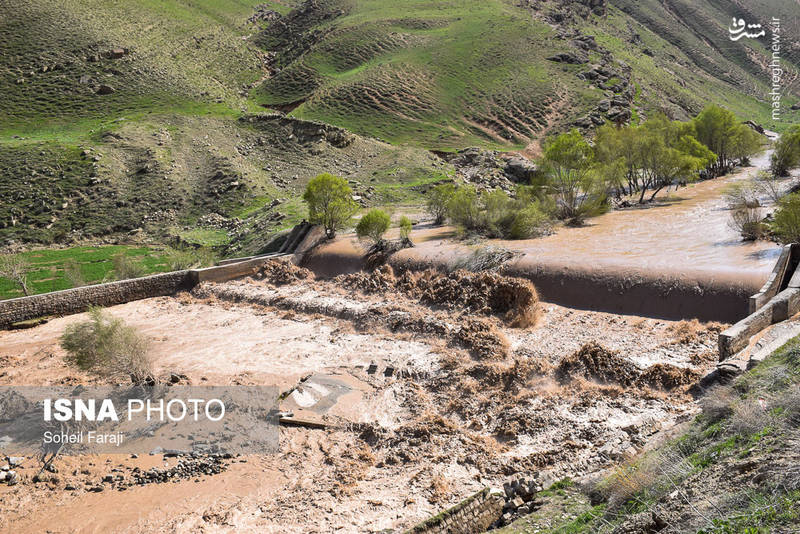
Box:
240;113;356;148
443;148;537;193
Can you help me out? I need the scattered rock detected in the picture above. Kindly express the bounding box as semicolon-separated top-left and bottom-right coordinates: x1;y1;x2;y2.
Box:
547;52;588;64
95;84;115;95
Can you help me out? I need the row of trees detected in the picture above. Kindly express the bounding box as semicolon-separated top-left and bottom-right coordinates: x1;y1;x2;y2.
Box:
595;106;762;204
301;106;768;241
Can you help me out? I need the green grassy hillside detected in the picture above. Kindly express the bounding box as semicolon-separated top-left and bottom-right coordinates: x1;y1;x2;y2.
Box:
254;0;800;149
1;0;798;256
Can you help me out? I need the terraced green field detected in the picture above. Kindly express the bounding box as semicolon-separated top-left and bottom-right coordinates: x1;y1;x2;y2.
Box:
255;0;799;149
0;245;171;299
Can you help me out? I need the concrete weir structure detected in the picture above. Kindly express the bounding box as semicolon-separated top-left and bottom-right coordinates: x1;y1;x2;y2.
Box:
718;244;800;360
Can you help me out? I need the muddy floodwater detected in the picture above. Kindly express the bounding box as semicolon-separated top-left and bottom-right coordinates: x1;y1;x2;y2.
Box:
307;150;796;322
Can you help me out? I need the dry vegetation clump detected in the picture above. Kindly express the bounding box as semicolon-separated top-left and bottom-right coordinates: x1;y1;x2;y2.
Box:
728;399;771;436
666;319;724;344
256;259;314;285
595;448;694;511
555;343;640;387
638;363;700;390
60;307;154;384
453;318;510;359
339;266;541;327
777;385;800;427
556;343;701;392
699;386;736;423
322;439;375;496
428;475;451;504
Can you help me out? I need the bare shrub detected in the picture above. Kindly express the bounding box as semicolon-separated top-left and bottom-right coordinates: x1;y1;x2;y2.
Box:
112;253;146;280
668;319;724;344
755;170;784;204
725;183;765;240
63;259;86;288
0;254;31;296
60;307;154;384
699;387;735;424
167;246;216;270
777;385;800;428
599;448;693;511
727;399;768;436
730;205;766;240
449;245;520;272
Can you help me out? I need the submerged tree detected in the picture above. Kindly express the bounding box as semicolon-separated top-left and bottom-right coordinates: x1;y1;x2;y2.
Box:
771;125;800;178
693;105;761;177
541;129;606;223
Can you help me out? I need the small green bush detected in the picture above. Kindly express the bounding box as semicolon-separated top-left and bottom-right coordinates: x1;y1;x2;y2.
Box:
61;307;154;384
356;209;391;243
772;193;800;244
446;185;482;230
398;216;413;240
426;183;456;225
510;202;552;239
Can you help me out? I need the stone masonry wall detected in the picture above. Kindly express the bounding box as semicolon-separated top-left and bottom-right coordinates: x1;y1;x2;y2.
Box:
406;488;505;534
0;271;192;328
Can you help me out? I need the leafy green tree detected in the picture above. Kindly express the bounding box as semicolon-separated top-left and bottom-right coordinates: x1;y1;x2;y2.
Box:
542;129;606;223
302;173;358;239
398;216;413;241
771;125;800;178
426;183;456;225
772;192;800;244
636;115;716;202
355;209;391;244
693;105;760;176
446;185;482;230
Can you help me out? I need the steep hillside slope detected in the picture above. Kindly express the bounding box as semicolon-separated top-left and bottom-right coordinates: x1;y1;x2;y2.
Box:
254;0;800;150
1;0;798;251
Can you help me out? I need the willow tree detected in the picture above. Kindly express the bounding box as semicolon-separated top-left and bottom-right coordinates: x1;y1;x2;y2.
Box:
542;129;606;224
693;105;761;176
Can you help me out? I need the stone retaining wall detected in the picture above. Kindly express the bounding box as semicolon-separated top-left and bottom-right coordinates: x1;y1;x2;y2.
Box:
0;271;193;329
405;488;504;534
0;256;284;329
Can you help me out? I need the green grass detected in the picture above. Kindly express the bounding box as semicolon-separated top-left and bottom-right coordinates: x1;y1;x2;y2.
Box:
177;228;231;248
0;245;171;299
256;0;588;149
